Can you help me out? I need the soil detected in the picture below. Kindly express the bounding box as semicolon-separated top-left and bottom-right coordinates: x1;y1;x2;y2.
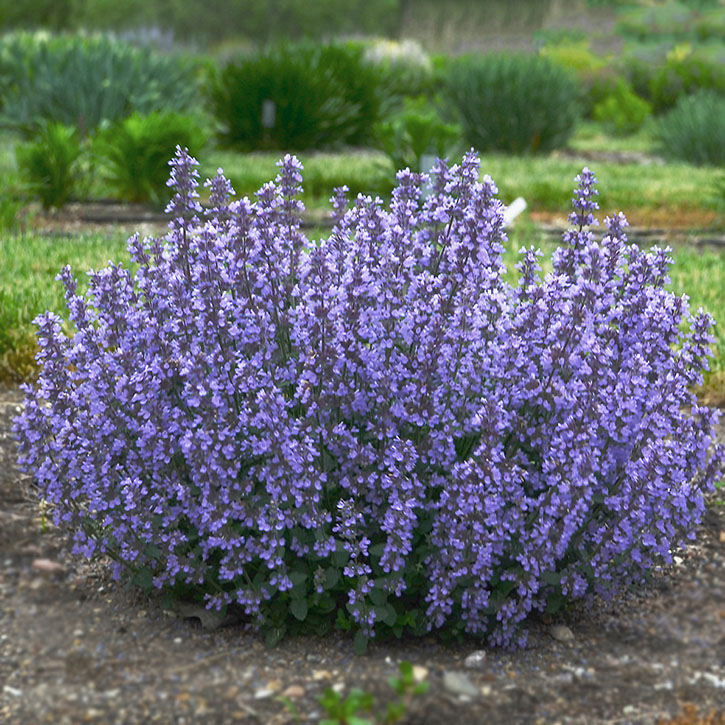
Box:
1;383;724;725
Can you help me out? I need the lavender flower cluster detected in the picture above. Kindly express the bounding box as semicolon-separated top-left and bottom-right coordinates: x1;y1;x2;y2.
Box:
14;148;724;648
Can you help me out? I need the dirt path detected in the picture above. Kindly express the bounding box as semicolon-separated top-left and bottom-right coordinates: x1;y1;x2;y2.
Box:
1;383;724;724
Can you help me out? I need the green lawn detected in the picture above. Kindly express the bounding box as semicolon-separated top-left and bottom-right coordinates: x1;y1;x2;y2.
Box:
2;123;723;226
204;145;724;220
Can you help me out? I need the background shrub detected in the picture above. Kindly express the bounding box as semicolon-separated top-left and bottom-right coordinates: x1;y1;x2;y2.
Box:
693;6;725;41
374;97;461;173
537;40;631;119
592;79;652;135
15;121;83;209
94;111;207;205
443;53;582;154
361;37;436;104
647;52;725;112
0;32;200;138
14;149;723;652
209;43;387;151
654;90;725;165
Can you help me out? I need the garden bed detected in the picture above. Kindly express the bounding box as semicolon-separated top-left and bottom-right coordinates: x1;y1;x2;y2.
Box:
1;384;723;724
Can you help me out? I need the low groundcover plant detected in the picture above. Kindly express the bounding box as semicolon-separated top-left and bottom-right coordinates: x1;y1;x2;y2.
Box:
14;148;724;651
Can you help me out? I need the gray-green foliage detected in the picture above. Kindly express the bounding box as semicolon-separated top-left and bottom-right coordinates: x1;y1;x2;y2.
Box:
0;32;200;138
443;53;582;154
655;90;725;165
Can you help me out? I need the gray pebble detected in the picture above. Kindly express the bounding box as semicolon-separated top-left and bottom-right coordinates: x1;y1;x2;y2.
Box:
443;671;479;698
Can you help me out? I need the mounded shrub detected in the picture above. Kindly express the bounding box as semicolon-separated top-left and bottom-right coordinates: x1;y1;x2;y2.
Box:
374;97;461;173
537;40;632;119
444;53;582;154
592;79;652;136
625;45;725;114
361;37;436;103
94;111;207;205
14;148;724;651
208;43;386;151
15;121;84;209
0;32;199;138
647;54;725;113
654;90;725;165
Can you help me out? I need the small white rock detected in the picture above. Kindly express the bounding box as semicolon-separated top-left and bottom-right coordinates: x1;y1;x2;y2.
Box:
412;665;428;682
549;624;575;643
443;671;479;699
463;650;487;669
254;688;273;700
2;685;22;697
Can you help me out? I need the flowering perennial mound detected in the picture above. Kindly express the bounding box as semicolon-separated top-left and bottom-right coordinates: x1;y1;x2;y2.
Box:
14;148;724;649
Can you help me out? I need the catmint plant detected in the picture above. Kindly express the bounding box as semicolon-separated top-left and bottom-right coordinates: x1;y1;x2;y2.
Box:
14;147;724;651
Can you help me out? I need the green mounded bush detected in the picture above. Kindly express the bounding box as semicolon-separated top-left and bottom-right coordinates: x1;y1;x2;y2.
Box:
443;53;582;154
654;90;725;165
94;111;207;205
15;121;84;209
209;43;387;151
648;53;725;112
0;32;200;138
374;97;461;173
593;79;653;135
625;44;725;114
361;38;436;104
538;40;625;118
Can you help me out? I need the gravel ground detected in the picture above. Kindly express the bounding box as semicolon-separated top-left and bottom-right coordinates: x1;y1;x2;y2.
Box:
1;383;724;724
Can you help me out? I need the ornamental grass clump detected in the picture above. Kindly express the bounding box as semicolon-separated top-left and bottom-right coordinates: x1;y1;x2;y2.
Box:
14;148;724;651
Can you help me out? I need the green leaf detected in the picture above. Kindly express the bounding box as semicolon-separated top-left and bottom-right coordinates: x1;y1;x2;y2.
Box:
385;701;406;723
413;681;430;695
132;566;153;593
369;587;387;607
375;603;397;628
324;566;340;590
289;569;308;587
398;661;413;681
546;590;566;615
290;597;308;621
335;609;352;631
542;571;561;586
332;541;349;567
354;629;369;655
265;625;286;648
